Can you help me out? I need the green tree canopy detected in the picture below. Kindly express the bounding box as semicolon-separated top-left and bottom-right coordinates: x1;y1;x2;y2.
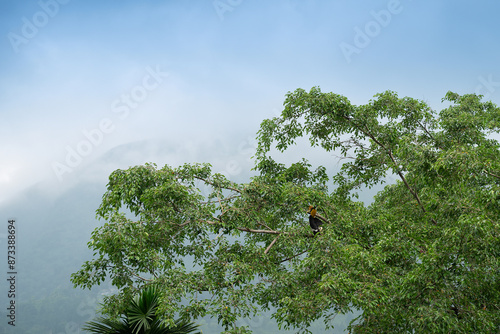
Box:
72;87;500;333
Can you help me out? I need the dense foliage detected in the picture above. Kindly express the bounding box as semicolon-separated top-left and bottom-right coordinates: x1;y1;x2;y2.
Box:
72;87;500;333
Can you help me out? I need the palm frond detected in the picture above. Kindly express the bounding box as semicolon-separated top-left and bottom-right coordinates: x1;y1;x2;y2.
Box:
83;286;201;334
82;316;132;334
127;286;159;334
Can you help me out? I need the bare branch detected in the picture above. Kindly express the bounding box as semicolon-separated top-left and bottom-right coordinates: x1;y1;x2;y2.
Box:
213;230;224;241
264;235;280;254
236;227;281;235
168;218;316;240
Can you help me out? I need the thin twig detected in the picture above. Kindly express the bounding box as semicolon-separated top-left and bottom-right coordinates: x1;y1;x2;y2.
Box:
130;270;154;282
256;220;274;231
484;170;500;179
278;250;308;264
194;176;241;194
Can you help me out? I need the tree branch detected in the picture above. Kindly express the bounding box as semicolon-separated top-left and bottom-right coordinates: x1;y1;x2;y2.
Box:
278;250;308;264
200;195;241;204
350;120;437;225
417;120;439;146
194;176;241;194
129;269;154;282
264;235;280;254
256;220;274;231
387;151;437;225
315;213;330;224
484;169;500;179
235;227;281;235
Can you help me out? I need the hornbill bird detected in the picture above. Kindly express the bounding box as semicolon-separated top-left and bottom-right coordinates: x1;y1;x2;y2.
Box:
307;205;323;235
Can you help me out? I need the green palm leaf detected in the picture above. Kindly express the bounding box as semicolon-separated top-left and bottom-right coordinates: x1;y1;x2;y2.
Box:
127;286;159;334
83;286;201;334
82;316;132;333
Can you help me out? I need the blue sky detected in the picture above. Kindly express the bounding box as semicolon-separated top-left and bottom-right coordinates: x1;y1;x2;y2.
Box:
1;0;500;202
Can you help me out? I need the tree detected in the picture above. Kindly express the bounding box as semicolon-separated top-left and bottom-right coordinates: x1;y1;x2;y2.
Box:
83;286;201;334
72;87;500;333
